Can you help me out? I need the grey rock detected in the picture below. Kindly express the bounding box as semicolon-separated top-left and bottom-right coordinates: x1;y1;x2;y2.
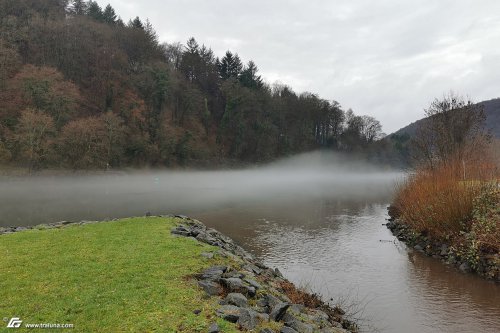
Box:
196;232;218;245
201;252;214;259
285;317;313;333
253;261;269;269
274;268;284;277
220;278;256;297
288;304;305;315
242;263;263;275
256;297;268;308
171;229;190;237
208;322;220;333
414;244;424;251
310;309;329;323
176;225;190;232
216;305;240;322
201;266;226;280
255;306;269;314
261;268;277;278
281;327;299;333
282;313;314;333
459;262;471;272
189;227;202;237
331;321;344;328
244;278;262;289
270;302;290;321
281;312;295;323
256;312;270;322
207;228;219;235
225;293;248;308
198;280;221;296
255;261;269;269
222;271;245;279
264;294;282;309
246;286;257;297
237;308;258;330
220;277;245;290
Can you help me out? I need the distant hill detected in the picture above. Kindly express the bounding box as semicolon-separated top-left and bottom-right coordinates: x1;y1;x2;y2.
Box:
382;98;500;168
391;98;500;138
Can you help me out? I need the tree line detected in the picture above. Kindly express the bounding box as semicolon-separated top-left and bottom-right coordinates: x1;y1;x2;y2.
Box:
0;0;387;171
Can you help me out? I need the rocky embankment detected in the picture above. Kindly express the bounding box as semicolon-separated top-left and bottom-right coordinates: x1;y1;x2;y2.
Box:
171;217;358;333
386;207;499;282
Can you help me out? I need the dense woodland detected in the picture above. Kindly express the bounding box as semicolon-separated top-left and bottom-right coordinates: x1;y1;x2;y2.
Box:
0;0;394;170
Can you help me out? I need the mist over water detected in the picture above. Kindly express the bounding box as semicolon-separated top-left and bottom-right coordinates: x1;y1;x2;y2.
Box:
0;151;401;227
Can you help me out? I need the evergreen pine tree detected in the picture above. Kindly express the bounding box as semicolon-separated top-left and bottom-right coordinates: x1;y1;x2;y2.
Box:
218;51;242;80
240;60;263;89
69;0;87;16
102;4;117;24
129;16;144;29
86;1;103;21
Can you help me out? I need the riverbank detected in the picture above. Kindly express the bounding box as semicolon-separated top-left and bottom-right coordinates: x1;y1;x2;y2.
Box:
0;216;356;332
386;207;499;282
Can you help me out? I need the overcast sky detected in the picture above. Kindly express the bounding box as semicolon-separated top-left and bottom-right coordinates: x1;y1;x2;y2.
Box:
106;0;500;133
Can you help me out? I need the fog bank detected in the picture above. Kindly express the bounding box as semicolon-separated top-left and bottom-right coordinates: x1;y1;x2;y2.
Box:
0;152;403;227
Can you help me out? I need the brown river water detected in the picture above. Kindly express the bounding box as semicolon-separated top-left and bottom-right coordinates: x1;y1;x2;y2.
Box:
0;155;498;333
194;199;500;333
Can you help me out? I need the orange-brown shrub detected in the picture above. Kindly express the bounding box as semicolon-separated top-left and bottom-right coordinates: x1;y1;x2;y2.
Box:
393;156;497;241
279;280;323;309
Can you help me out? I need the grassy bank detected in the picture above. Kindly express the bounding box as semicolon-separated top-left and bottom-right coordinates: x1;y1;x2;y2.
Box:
0;217;241;332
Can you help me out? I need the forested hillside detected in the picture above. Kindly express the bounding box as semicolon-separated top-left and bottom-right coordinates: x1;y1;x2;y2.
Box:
0;0;386;170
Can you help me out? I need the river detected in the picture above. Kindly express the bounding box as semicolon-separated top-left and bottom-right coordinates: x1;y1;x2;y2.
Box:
0;154;498;333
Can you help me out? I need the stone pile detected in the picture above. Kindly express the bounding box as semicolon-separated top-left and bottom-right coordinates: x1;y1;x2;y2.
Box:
172;217;358;333
386;216;499;282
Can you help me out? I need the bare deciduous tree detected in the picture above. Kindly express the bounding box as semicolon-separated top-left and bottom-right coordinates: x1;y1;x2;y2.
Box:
99;111;125;167
361;115;382;143
412;92;489;169
15;108;55;172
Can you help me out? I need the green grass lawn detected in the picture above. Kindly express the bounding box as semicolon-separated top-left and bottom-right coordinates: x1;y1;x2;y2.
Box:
0;217;239;332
